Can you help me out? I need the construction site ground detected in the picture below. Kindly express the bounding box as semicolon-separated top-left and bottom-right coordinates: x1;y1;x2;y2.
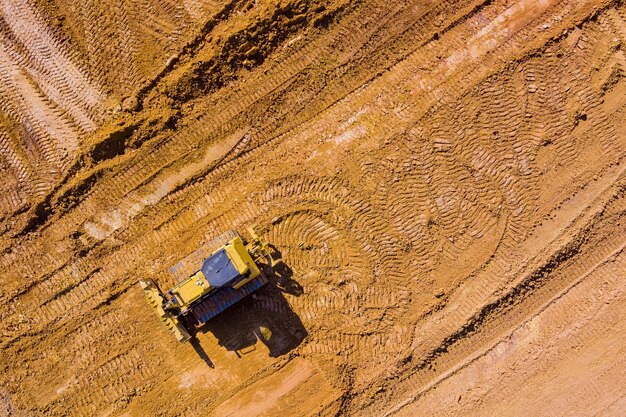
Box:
0;0;625;416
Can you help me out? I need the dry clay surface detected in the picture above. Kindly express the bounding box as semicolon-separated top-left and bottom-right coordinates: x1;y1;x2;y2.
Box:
1;0;625;416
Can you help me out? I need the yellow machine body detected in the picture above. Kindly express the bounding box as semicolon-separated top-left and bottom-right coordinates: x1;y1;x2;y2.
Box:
169;236;261;309
139;228;271;343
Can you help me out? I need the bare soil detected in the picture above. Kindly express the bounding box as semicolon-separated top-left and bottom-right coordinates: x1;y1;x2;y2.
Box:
0;0;625;416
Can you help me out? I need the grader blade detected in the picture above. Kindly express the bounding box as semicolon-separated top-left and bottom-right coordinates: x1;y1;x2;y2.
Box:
139;279;191;343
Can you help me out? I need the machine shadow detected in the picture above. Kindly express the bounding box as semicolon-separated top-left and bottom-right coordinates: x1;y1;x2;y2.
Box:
190;337;215;368
192;257;307;359
267;244;304;297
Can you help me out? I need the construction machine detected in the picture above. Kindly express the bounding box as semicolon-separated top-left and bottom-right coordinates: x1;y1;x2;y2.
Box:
140;228;272;343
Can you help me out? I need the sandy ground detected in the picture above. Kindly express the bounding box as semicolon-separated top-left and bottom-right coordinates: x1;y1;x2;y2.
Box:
0;0;625;416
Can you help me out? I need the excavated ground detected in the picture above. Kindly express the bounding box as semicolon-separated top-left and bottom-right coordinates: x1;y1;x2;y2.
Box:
1;0;625;416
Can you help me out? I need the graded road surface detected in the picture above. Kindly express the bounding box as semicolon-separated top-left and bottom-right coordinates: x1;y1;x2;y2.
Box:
0;0;625;416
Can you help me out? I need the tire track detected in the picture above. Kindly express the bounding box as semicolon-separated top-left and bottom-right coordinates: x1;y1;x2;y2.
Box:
387;235;626;416
2;0;626;415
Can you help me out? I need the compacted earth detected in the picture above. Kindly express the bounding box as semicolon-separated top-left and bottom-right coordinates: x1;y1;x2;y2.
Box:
0;0;625;416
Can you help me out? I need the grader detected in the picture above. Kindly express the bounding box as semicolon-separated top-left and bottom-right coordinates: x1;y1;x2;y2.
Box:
140;228;272;343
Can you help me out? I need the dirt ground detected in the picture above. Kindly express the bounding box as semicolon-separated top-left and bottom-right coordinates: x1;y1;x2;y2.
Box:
0;0;625;416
